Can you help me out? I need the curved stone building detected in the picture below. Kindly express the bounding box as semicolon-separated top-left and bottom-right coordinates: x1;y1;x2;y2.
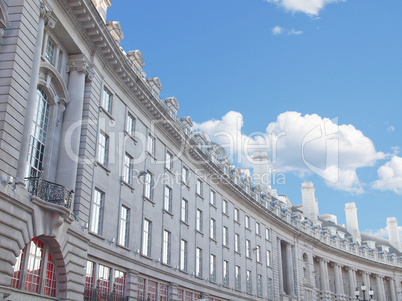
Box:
0;0;400;300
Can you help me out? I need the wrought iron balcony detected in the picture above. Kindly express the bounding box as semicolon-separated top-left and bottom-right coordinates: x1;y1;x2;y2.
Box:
25;175;73;209
84;283;127;301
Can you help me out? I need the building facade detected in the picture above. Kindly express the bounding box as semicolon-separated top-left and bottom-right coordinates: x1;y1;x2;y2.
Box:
0;0;401;300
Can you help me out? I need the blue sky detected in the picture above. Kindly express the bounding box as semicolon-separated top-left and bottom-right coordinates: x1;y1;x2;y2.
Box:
108;0;402;238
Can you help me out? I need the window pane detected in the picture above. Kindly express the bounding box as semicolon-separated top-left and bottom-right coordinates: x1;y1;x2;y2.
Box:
27;88;49;178
119;206;129;247
90;189;104;234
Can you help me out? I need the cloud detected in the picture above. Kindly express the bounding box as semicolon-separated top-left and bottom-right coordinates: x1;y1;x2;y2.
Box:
193;111;385;194
272;25;303;35
363;226;402;240
372;156;402;194
387;125;395;132
265;0;345;16
272;25;284;35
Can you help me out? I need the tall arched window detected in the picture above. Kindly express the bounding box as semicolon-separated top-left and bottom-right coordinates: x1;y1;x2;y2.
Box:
10;238;57;297
26;88;50;178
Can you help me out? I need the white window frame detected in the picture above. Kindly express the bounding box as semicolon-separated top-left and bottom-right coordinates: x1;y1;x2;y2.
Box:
118;205;130;247
181;198;188;223
180;239;187;271
164;186;172;212
102;87;112;114
223;226;229;247
162;230;171;265
142;219;152;257
123;153;133;184
210;254;216;282
196;209;203;232
97;132;109;166
210;218;216;240
196;247;202;277
90;189;104;235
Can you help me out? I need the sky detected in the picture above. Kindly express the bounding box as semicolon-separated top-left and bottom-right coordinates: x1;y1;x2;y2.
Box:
108;0;402;239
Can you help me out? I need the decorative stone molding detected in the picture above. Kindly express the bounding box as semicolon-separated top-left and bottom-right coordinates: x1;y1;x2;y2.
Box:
67;54;93;81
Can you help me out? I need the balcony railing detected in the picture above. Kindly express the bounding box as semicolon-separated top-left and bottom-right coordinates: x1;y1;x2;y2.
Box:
84;284;127;301
26;176;73;209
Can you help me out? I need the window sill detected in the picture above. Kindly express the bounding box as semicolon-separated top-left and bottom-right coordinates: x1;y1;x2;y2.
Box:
209;203;217;210
100;106;114;120
163;209;174;218
210;238;217;244
116;243;130;251
235;251;242;256
256;233;261;238
223;212;229;218
124;131;138;144
165;167;175;176
161;262;172;268
223;244;230;250
95;161;111;175
120;179;135;192
234;220;240;225
88;231;105;240
181;181;190;190
180;220;190;228
196;230;204;236
146;151;156;161
143;196;155;206
196;193;204;199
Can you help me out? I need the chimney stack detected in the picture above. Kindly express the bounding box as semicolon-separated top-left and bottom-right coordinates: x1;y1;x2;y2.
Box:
301;182;319;221
387;217;401;252
252;151;271;194
345;202;361;241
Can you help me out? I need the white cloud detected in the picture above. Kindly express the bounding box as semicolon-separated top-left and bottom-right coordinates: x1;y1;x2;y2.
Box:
272;25;303;35
272;26;284;35
194;111;385;194
265;0;345;16
387;125;395;132
363;226;402;240
372;156;402;194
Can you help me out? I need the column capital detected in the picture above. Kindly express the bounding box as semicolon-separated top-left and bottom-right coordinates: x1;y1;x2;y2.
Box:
67;54;93;80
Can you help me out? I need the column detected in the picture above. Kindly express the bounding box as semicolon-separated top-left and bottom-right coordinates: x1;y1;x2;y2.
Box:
169;283;179;301
319;258;329;297
390;278;397;301
16;1;52;183
348;268;357;298
376;275;385;301
126;269;139;301
56;54;91;193
334;264;344;298
277;239;284;294
285;243;295;296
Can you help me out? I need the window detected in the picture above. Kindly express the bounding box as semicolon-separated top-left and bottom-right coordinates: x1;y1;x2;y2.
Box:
182;166;189;185
181;198;188;223
164;186;172;212
114;270;126;297
165;151;173;170
235;233;240;253
222;199;228;215
257;274;263;297
235;266;241;290
10;238;57;297
90;189;104;234
126;112;135;136
246;239;251;258
142;219;152;256
210;218;216;240
223;260;229;287
245;215;250;229
223;226;229;247
97;132;109;166
256;245;261;262
266;250;271;267
196;179;203;196
210;254;216;282
84;261;95;300
26;88;50;178
102;87;112;113
196;247;202;277
234;208;240;223
45;38;56;64
147;133;155;156
246;270;252;294
98;264;111;293
180;239;187;271
268;278;273;300
162;230;171;265
123;153;133;184
196;209;203;232
266;228;270;240
160;283;169;301
118;206;130;247
210;190;216;206
256;222;261;235
144;172;153;199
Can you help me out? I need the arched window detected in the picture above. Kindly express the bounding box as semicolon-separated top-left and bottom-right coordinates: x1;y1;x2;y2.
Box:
26;88;50;178
10;238;57;297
